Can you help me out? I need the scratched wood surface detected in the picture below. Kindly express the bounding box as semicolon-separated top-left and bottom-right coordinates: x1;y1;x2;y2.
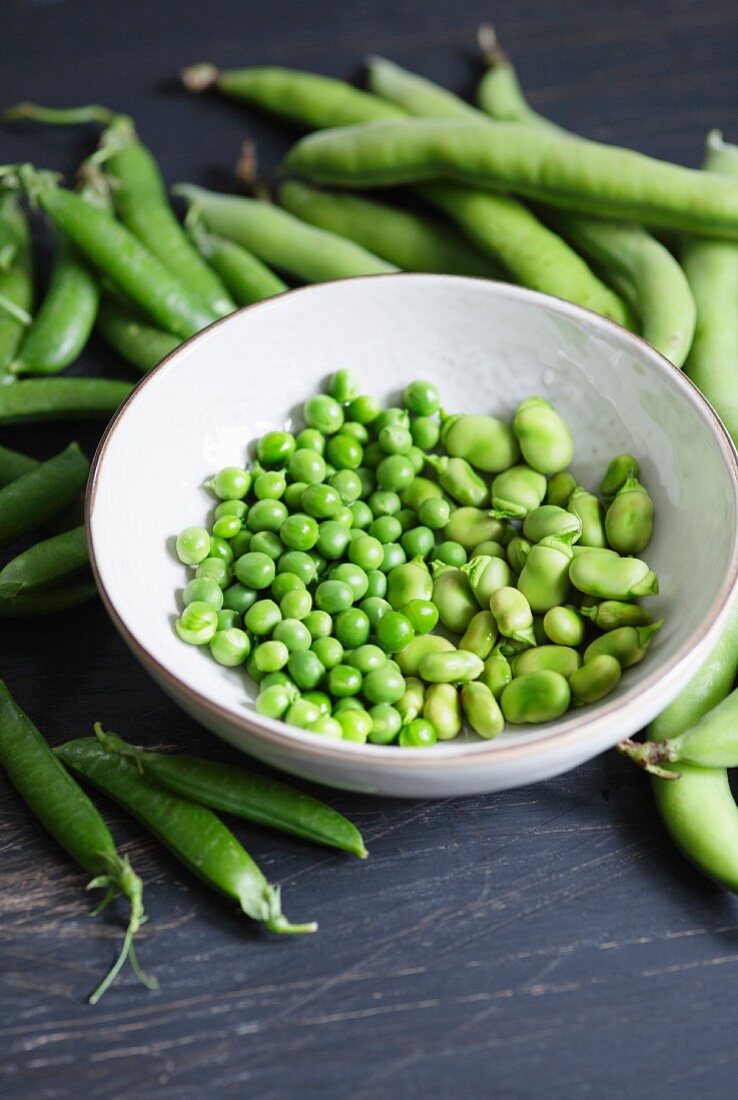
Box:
2;0;738;1095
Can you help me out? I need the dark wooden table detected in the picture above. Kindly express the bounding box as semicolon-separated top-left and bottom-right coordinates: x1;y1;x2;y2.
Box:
2;1;738;1095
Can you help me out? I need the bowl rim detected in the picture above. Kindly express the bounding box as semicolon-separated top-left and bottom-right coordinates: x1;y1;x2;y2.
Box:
86;272;738;769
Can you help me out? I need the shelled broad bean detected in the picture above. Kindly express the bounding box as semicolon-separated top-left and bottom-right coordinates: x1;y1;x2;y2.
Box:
173;379;662;747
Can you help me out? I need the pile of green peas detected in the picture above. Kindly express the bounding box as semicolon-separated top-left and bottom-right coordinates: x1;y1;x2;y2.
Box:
174;372;663;747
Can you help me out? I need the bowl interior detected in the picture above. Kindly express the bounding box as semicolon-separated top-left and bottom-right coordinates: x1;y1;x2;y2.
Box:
88;275;738;764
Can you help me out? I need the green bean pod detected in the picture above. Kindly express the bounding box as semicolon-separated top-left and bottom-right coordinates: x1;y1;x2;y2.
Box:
0;525;88;595
95;728;367;857
500;670;571;724
480;644;512;699
490;465;547;520
0;216;17;270
367;56;481;121
422;682;463;740
10;231;99;375
459;609;498;659
683;131;738;439
0;443;88;547
58;733;316;934
569;552;658;600
0;377;132;424
172;184;398;283
621;681;738;772
396;633;454;676
0;575;97;617
0;442;37;487
182;63;406;128
188;220;288;304
567;487;606;548
583;620;663;668
569;654;622;705
523;505;581;543
476;27;561;128
431;564;478;634
517;532;576;613
604;477;653;554
512;644;582;680
489;585;537;647
546;471;577;508
580;599;652;632
96;297;180;373
512;397;574;474
0;192;33;381
443;507;509;551
600;454;640;502
278;181;500;278
460;681;504;739
425;455;489;508
461;553;514;607
440;412;520;472
418;648;485;684
0;685;150;1003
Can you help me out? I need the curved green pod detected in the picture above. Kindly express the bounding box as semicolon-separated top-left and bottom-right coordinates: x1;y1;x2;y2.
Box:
189;222;288;304
0;192;33;382
96;297;180;373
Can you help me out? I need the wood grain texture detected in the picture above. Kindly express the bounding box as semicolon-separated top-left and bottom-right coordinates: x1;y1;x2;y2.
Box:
2;0;738;1096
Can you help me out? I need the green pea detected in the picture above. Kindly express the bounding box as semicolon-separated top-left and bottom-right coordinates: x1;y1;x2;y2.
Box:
396;633;455;676
247;498;288;533
222;583;258;616
328;664;363;697
459;609;498;660
217;609;241;631
335;607;371;648
369;515;403;543
326;367;359;403
523;505;582;543
605;477;654;554
303;609;333;639
273;617;312;652
360;596;391;630
403;379;440;416
271;572;304;601
214;499;248;522
400;476;444;512
432;565;478;634
427;455;489;508
399;718;437;748
376;454;415;492
440;413;519;473
311;636;344;670
287;650;326;691
253;640;289;672
386;559;433;610
421;683;462;740
600;454;639;503
176;525;211;565
175;600;219;645
209;466;251;500
376;610;415;653
341;421;370;445
517;532;576;613
379;424;413;455
347;644;386;674
460;681;504;739
209;535;236;565
335;708;372;743
277;550;317;585
569;553;659;600
260;671;299;696
583;621;664;668
362;441;384;469
489;586;537;647
368;703;402;744
295;428;325;455
212;514;242;540
355;467;376;498
480;645;512;699
543;605;586;647
302;691;332;716
335;505;355;528
331;562;370;600
369;489;402;517
435;540;467;567
301;483;342;519
244;598;281;635
254;471;287;500
286;698;322;728
462;554;514;607
397;677;426;723
347;394;381;425
400;525;435;559
491;465;547;520
364;569;387;599
364;665;406;705
234;551;275;590
569;655;622;705
347;534;383;571
374;407;409;433
313;520;350;561
311;715;344;740
396;508;418;532
283;481;309;511
278;513;318;552
349;500;373;529
249;530;283;561
513;397;574;474
501;670;571;724
257;430;296;467
326;433;363;470
288;448;326;485
402;598;439;635
196;557;232;588
580;600;652;631
513;644;582;679
183;576;224;610
314;579;354;613
256;683;292;719
380;543;406;573
417;497;450;530
411;415;440;450
418;649;484;684
304;393;344;434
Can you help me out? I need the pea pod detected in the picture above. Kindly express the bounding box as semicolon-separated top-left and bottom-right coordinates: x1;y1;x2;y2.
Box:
569;552;658;600
512;397;574;474
580;599;652;631
58;733;316;935
0;576;97;617
512;644;582;680
489;585;537;647
461;553;514;607
605;476;653;554
523;505;581;543
423;683;463;740
426;455;489;508
0;192;33;381
583;620;663;668
500;670;571;724
418;648;485;684
546;471;577;508
569;654;622;705
490;465;547;520
459;609;498;659
188;219;288;305
444;506;509;551
439;412;519;472
506;535;531;575
0;443;88;548
542;605;585;647
396;633;454;676
460;681;504;739
96;296;180;373
386;558;433;609
517;532;576;613
480;644;512;699
0;525;88;595
432;564;478;634
0;377;132;425
567;487;606;548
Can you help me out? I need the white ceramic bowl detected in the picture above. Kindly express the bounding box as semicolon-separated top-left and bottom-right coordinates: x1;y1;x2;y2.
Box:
87;275;738;798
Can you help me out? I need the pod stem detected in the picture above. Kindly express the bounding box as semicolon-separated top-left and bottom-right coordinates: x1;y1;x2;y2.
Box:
616;737;680;779
477;24;507;67
234;141;272;202
181;63;221;93
2;102;115;125
262;885;317;936
0;291;32;326
87;853;158;1004
94;722;146;773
